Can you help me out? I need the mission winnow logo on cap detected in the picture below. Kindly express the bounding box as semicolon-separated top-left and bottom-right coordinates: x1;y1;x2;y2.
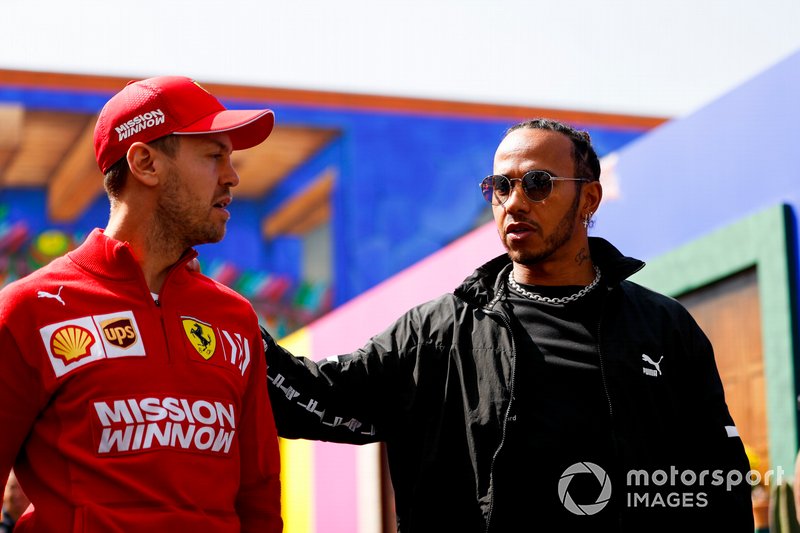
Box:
93;76;275;174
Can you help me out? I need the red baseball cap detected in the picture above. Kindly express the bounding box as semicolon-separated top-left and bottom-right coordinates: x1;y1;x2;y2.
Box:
93;76;275;173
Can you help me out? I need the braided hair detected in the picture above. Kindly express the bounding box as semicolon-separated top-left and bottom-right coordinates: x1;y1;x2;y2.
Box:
504;119;601;182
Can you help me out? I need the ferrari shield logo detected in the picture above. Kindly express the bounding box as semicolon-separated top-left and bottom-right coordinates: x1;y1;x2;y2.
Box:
182;317;216;360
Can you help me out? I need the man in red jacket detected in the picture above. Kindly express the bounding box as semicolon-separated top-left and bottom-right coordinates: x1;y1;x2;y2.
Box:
0;76;282;532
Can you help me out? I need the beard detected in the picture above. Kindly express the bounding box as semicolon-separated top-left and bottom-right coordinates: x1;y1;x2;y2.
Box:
153;167;226;250
502;191;581;266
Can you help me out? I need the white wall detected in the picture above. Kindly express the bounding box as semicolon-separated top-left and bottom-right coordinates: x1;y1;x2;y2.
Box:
1;0;798;117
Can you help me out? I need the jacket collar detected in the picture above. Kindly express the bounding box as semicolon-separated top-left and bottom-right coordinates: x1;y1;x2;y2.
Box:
68;228;198;282
453;237;645;307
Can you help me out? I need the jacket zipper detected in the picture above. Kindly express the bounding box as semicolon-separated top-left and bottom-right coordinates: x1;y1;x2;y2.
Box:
595;301;613;418
153;296;172;363
482;300;517;533
148;258;189;364
595;288;625;529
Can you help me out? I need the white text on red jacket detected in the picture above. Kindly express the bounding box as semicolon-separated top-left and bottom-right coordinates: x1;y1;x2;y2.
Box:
92;396;237;455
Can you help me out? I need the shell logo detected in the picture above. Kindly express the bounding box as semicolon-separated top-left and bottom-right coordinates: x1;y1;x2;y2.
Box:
50;325;96;364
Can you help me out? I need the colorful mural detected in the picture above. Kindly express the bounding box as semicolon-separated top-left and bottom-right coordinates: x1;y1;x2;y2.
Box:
0;209;84;286
0;73;655;338
0;204;332;337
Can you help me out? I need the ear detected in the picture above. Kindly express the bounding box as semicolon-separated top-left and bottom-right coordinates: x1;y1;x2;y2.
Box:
581;179;603;216
126;142;163;188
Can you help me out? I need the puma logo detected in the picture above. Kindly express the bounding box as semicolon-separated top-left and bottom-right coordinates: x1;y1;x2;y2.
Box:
37;286;65;306
642;353;663;377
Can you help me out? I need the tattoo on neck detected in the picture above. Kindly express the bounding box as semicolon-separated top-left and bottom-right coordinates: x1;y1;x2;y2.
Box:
576;248;589;265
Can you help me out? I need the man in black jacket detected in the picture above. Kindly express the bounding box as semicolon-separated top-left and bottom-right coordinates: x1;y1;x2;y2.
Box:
1;471;28;533
263;118;754;532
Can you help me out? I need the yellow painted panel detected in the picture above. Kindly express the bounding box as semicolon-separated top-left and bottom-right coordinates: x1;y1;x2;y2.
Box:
277;329;315;533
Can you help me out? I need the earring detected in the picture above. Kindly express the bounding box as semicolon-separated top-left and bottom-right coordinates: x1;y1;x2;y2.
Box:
583;212;594;229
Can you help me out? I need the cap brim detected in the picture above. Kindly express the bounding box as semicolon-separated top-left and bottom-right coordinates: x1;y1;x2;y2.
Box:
175;109;275;150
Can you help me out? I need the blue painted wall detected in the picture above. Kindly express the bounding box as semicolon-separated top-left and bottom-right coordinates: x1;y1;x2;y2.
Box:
598;49;800;263
0;82;647;310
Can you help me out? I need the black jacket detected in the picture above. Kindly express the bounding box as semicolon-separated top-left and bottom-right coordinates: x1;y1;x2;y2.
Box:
264;238;753;532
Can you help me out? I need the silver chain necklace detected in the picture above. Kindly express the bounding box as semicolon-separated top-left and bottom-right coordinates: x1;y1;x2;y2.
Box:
507;266;601;305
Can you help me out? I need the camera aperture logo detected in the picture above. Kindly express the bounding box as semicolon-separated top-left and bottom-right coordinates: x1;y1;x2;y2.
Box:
558;462;612;516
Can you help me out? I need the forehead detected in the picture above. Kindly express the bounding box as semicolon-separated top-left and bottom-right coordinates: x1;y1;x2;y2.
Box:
493;128;575;175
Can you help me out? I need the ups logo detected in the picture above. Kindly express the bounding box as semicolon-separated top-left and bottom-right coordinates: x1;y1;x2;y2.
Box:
101;318;137;348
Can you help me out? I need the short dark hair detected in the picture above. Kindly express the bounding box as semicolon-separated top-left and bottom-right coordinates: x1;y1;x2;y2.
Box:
503;118;601;182
103;134;180;200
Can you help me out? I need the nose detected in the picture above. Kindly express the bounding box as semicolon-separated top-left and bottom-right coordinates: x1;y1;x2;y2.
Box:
502;179;529;212
221;159;240;188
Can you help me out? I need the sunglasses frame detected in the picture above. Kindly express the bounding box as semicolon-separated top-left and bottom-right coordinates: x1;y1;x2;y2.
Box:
480;170;590;206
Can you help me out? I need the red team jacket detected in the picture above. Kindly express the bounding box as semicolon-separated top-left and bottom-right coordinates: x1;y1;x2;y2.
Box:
0;229;282;532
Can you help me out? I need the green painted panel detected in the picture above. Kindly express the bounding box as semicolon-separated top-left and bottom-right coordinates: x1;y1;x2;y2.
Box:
631;204;797;473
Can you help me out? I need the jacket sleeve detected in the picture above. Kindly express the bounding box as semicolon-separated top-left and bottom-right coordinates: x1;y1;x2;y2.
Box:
236;328;283;532
263;303;433;445
0;298;50;498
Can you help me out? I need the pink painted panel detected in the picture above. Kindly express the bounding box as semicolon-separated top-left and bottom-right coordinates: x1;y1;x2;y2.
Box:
313;442;360;533
313;222;502;354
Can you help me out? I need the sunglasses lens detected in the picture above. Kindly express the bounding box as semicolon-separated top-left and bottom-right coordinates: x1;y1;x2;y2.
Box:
481;176;510;205
522;171;552;201
492;176;511;204
480;177;494;204
481;173;556;204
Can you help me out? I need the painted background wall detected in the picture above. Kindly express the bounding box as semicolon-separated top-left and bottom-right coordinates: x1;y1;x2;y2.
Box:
0;78;649;338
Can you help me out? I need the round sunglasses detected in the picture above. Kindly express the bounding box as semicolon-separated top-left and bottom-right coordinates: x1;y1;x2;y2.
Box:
480;170;590;205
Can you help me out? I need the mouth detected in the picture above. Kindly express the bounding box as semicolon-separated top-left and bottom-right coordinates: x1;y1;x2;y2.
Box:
213;196;232;209
212;196;232;219
504;221;537;241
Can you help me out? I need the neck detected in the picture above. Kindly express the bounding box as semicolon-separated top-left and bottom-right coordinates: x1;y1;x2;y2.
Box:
105;208;187;293
511;243;596;286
